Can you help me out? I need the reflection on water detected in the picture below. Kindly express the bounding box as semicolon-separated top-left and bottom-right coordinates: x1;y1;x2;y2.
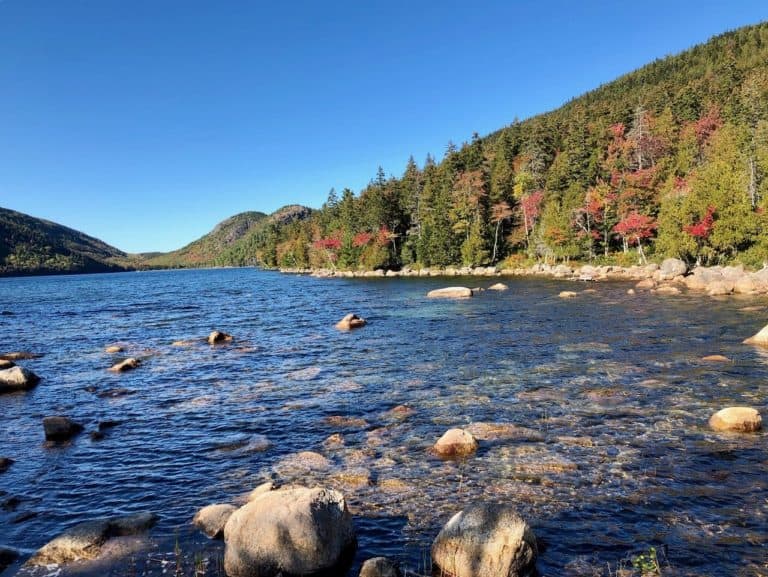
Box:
0;269;766;576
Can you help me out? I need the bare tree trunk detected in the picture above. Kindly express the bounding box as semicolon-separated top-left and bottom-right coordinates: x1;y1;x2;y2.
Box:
492;220;501;263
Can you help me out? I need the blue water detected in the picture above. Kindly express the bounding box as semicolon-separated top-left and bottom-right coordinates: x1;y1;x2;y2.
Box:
0;269;766;576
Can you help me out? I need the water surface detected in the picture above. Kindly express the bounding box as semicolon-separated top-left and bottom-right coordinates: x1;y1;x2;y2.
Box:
1;269;766;576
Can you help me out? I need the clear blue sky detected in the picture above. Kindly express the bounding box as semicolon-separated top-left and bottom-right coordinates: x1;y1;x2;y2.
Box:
1;1;766;253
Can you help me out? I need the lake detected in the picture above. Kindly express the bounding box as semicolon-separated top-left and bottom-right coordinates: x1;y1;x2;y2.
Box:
1;269;766;576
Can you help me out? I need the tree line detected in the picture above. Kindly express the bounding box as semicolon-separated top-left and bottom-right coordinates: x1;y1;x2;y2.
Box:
252;23;768;271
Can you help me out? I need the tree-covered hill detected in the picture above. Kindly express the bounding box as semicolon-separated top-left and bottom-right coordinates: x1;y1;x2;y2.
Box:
143;205;311;268
249;22;768;271
0;207;136;276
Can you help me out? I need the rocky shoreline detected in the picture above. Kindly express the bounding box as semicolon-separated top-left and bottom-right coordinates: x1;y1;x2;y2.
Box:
280;258;768;296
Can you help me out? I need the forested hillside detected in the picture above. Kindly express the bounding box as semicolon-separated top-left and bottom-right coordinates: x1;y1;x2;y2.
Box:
0;207;135;276
253;22;768;271
144;205;311;268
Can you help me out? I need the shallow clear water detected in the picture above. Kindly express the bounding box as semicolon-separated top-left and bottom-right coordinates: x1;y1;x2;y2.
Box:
0;269;766;576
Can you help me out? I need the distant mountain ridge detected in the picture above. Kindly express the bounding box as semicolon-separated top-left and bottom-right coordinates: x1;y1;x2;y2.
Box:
0;205;313;276
0;207;135;276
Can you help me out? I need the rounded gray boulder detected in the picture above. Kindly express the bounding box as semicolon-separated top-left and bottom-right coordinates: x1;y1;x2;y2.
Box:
224;485;355;577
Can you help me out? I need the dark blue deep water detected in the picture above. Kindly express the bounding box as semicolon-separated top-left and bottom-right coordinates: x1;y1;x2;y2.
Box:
0;269;766;576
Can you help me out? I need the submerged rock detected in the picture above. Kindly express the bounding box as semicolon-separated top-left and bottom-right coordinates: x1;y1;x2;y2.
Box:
223;485;355;577
0;547;19;573
0;457;13;473
427;287;473;299
43;416;84;442
488;282;509;291
709;407;762;433
743;324;768;346
0;351;42;361
431;503;537;577
558;291;578;298
208;330;233;345
359;556;402;577
104;345;123;354
193;504;236;539
433;428;478;458
26;512;157;566
0;366;40;393
701;354;731;362
336;313;367;331
108;358;140;372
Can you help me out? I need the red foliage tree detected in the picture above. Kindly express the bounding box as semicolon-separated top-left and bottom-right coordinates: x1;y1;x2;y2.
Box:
613;212;657;263
684;205;716;239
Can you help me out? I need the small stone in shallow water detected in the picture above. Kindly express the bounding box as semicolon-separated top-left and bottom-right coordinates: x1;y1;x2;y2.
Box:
558;291;578;298
324;415;369;428
433;429;478;458
359;556;403;577
43;416;83;442
104;345;123;353
701;354;731;362
108;358;140;372
208;330;233;345
335;313;367;331
488;282;508;291
0;457;13;473
709;407;762;433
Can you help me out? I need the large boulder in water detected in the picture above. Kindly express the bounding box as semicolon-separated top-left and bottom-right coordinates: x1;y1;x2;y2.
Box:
709;407;762;433
223;485;355;577
431;503;537;577
27;512;157;566
433;429;478;458
0;366;40;393
427;287;473;299
658;258;687;280
193;504;236;539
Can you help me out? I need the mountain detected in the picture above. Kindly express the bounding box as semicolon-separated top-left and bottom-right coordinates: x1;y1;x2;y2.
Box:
143;205;311;268
0;207;137;277
244;22;768;270
143;211;267;268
